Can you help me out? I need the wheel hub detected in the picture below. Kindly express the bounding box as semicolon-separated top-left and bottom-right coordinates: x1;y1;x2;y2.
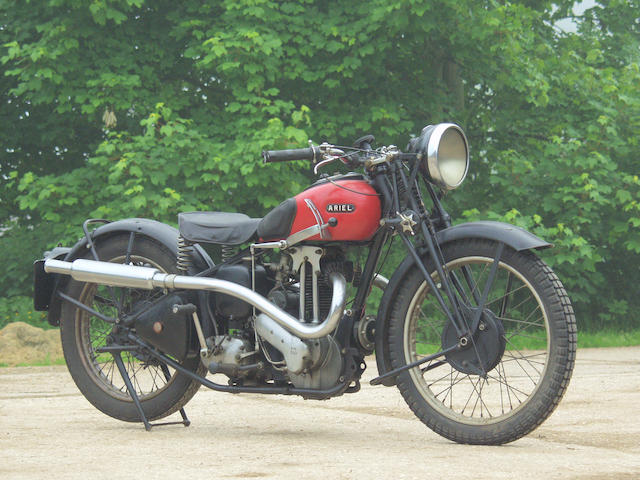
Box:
442;308;506;375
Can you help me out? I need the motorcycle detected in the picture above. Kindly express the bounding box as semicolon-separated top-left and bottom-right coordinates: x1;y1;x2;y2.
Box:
34;123;576;445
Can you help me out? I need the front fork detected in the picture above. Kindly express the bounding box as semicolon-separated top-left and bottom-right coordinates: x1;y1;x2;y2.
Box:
369;217;505;386
402;226;504;339
392;163;505;348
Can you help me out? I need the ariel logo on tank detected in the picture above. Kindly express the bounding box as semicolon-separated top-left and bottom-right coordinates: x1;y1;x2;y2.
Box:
326;204;356;213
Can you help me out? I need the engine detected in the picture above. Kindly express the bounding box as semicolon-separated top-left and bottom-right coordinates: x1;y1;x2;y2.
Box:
258;246;353;389
202;245;354;390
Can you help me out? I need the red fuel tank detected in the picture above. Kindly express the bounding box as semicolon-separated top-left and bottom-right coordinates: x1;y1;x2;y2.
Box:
290;176;381;242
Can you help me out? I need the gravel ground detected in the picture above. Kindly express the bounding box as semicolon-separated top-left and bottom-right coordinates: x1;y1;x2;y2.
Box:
1;347;638;480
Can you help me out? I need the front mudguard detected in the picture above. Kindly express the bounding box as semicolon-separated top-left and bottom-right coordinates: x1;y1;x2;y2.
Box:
42;218;214;326
374;220;551;386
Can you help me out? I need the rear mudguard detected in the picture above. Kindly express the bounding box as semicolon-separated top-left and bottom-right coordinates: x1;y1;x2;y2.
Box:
374;220;551;386
44;218;214;326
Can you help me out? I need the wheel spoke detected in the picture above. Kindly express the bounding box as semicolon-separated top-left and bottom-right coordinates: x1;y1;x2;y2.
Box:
149;366;161;391
470;379;482;417
485;283;528;308
497;315;544;328
449;367;456;409
432;371;466;400
486;372;532;399
478;377;492;418
107;360;115;386
506;332;546;342
501;352;547;364
428;368;460;388
499;272;513;317
416;306;446;343
503;338;542;380
468;263;488;300
498;361;515;409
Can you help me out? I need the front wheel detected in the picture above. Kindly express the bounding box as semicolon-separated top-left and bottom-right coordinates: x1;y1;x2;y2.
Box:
388;239;576;445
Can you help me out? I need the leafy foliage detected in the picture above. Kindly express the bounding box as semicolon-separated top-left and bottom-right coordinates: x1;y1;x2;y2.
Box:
1;0;639;330
0;296;49;330
15;103;312;245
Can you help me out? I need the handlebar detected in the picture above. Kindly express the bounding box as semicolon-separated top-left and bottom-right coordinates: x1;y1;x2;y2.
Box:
262;138;403;172
262;146;322;163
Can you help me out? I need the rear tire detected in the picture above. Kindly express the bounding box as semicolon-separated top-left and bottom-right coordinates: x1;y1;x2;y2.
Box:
388;239;576;444
60;234;206;422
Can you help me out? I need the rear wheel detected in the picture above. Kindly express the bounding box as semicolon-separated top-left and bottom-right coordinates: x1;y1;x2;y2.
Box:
60;234;205;422
388;239;576;444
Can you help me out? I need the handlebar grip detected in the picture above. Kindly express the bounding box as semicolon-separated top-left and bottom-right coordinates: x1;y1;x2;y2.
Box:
262;146;320;163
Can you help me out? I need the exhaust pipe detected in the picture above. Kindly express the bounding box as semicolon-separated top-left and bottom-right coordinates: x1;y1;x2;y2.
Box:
45;258;346;340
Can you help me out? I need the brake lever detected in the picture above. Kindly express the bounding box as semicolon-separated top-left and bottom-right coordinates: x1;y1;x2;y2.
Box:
313;155;349;174
313;157;337;174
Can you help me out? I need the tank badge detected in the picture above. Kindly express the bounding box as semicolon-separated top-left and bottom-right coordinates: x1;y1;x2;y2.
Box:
326;204;356;213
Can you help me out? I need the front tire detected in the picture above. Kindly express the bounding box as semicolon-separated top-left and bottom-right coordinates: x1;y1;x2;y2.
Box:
60;234;206;422
388;239;576;444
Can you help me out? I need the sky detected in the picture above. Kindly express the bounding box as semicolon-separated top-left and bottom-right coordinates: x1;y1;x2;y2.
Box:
555;0;599;33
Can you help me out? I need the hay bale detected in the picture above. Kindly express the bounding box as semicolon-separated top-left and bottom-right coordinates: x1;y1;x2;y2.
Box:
0;322;63;366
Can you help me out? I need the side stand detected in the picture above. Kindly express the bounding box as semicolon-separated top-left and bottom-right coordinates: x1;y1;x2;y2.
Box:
111;351;190;431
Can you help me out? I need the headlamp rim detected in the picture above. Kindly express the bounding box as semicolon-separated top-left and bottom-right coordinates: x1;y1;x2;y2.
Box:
418;123;469;190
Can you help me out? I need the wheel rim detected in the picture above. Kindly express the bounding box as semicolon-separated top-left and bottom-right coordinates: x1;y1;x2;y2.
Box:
74;255;179;401
403;256;550;425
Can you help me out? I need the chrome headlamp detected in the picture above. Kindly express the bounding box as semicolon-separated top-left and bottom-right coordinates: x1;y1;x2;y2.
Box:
414;123;469;190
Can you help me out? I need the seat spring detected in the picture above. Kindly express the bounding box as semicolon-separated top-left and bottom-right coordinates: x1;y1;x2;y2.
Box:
177;235;193;273
221;244;235;261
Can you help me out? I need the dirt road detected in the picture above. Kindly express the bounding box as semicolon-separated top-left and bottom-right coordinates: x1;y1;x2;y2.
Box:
1;347;638;480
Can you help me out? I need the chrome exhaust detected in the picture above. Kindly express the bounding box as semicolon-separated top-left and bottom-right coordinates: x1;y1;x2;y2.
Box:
45;258;347;340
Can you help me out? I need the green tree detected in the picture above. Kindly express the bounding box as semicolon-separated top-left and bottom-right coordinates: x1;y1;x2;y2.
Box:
2;0;639;330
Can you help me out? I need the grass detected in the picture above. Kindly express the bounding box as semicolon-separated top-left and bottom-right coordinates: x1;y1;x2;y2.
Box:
0;357;66;368
576;329;640;348
491;330;640;351
0;350;66;368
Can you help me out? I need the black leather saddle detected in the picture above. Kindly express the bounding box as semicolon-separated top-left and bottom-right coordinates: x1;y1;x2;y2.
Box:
178;198;298;245
178;212;261;245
